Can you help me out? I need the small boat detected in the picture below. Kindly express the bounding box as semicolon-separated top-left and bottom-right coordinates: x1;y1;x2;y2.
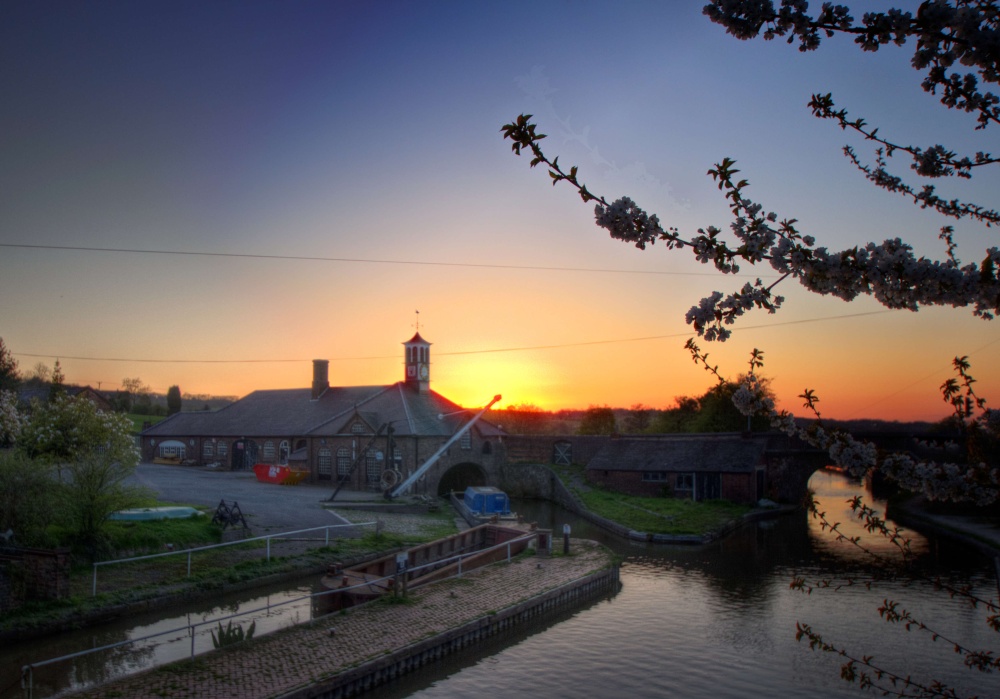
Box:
252;463;310;485
450;486;518;527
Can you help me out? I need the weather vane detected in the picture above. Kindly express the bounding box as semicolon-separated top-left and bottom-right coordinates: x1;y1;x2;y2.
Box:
413;309;421;332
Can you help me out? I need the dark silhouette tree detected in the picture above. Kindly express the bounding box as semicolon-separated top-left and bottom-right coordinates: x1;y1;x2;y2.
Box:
48;359;65;402
0;337;19;392
166;385;182;415
577;405;617;435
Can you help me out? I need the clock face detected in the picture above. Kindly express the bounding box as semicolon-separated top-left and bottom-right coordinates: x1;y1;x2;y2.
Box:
419;364;429;380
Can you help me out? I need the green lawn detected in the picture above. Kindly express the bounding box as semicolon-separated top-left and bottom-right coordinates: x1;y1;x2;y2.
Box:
127;413;168;432
552;463;752;536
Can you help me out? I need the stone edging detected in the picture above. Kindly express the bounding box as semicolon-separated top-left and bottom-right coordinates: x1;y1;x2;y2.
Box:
277;565;621;699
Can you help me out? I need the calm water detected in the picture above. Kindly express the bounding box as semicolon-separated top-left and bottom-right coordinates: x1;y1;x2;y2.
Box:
4;470;997;699
381;470;998;699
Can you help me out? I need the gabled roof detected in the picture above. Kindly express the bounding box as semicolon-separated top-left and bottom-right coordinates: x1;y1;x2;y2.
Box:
586;434;768;473
141;382;504;439
18;384;113;410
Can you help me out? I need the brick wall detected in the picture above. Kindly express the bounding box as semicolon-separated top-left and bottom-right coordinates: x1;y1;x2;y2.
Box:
0;547;71;613
504;435;612;465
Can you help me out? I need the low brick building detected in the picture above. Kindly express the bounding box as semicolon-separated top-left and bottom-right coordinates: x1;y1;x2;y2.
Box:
139;332;504;493
584;434;768;503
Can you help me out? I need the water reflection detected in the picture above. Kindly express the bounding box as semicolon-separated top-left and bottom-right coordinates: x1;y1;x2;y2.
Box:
2;581;320;699
807;467;930;560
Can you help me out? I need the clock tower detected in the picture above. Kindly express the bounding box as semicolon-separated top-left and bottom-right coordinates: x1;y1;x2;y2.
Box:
403;332;431;393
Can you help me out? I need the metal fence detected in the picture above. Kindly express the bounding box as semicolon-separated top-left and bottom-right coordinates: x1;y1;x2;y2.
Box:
92;521;376;595
24;530;537;699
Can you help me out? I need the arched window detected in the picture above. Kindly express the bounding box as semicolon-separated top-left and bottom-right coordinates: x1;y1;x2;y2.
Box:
460;431;471;450
263;441;276;461
217;441;228;458
337;447;351;481
202;441;214;458
279;440;290;464
482;441;492;455
158;440;186;460
318;448;332;480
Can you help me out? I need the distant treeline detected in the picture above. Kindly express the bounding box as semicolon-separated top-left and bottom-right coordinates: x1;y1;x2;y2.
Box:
493;402;941;437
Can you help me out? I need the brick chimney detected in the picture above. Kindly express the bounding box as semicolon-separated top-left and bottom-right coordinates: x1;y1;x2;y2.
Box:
311;359;329;400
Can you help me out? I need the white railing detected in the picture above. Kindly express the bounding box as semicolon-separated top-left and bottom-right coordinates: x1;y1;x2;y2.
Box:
92;521;376;595
24;530;537;699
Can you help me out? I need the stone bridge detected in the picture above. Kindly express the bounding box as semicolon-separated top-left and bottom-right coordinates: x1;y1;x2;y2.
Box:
430;431;945;505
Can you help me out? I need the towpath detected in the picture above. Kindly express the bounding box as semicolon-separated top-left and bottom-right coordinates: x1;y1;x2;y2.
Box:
62;540;613;699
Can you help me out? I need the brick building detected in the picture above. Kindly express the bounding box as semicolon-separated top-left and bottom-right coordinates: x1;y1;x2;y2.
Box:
584;434;768;503
139;332;504;493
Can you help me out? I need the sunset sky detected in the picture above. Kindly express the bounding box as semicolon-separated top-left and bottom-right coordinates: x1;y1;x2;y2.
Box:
2;1;998;422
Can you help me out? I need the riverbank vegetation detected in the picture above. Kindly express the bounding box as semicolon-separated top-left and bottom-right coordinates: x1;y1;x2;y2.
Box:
0;505;458;637
551;462;751;535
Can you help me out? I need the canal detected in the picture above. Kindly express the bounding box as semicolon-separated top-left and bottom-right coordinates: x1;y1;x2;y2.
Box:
3;469;997;698
380;469;998;699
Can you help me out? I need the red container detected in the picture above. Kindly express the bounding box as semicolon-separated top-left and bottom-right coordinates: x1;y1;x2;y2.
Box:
253;463;310;485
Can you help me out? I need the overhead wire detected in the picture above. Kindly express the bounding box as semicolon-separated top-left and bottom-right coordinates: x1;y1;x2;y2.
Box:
841;335;1000;419
0;242;777;278
13;310;892;365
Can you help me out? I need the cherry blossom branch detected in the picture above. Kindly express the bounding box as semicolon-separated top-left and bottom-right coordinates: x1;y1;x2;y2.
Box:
703;1;1000;130
501;115;1000;342
843;146;1000;225
796;621;976;699
683;340;1000;505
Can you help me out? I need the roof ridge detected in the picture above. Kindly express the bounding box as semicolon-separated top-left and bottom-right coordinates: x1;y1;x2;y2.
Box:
303;384;394;434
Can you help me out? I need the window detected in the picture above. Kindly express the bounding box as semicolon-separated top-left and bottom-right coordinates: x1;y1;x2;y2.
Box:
337;448;351;481
482;441;492;455
279;440;289;464
675;473;694;491
217;441;228;458
202;442;214;458
158;442;186;459
460;431;471;449
318;448;332;480
642;471;667;482
365;450;379;486
263;441;276;461
351;423;365;435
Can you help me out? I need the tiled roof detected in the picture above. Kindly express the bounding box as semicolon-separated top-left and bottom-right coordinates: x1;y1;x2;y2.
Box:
586;434;768;473
141;382;503;439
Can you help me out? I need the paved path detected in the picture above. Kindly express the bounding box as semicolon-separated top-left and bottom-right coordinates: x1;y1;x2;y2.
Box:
129;463;383;533
67;541;613;699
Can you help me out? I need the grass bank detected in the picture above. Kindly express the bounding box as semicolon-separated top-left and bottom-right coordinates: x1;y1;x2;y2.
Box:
550;463;753;536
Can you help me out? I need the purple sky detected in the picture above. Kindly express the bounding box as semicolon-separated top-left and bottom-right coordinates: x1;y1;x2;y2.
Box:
2;1;997;420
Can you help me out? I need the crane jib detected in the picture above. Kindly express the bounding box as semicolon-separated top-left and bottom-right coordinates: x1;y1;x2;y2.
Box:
387;394;501;500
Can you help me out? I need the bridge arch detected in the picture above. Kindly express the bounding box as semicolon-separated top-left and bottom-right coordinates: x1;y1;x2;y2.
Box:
436;462;488;496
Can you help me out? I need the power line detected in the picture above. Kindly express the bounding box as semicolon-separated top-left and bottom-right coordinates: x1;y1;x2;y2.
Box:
842;335;1000;419
0;242;774;278
12;310;892;365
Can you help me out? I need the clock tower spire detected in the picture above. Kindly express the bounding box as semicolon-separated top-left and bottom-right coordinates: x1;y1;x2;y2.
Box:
403;315;431;393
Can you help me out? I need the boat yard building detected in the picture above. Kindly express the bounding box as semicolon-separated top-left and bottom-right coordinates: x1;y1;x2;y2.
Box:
139;333;505;494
